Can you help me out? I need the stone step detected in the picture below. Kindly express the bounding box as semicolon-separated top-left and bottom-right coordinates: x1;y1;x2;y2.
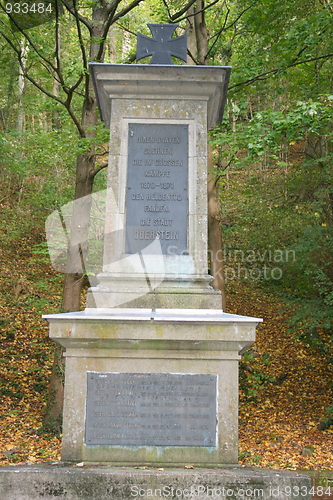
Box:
0;465;312;500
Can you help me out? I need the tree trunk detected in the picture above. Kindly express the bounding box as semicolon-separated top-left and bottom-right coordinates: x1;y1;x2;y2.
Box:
42;345;65;435
43;11;104;433
186;6;197;64
208;146;226;309
189;2;226;307
194;0;208;65
43;118;97;433
17;41;28;134
43;147;96;433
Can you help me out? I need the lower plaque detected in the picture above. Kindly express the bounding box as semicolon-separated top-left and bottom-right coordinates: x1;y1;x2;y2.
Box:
85;373;217;447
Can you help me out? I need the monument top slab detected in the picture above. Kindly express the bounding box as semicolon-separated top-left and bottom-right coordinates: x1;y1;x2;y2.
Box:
89;63;231;129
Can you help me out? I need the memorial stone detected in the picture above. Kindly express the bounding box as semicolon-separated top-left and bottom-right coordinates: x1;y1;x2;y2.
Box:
44;25;262;467
85;373;217;447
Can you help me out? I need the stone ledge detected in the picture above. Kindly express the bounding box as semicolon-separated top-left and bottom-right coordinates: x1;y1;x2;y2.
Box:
0;465;312;500
43;309;260;355
89;64;231;128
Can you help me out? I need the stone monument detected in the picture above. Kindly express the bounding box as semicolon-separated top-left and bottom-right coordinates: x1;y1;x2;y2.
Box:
25;24;312;500
43;24;264;466
0;24;312;500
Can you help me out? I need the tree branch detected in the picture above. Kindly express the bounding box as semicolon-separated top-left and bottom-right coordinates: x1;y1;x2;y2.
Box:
91;162;108;179
229;52;333;91
0;28;86;137
113;0;145;23
209;3;255;42
106;0;122;16
167;0;197;21
71;0;89;98
61;0;92;32
96;0;145;62
55;0;63;85
116;22;137;37
171;0;220;24
161;0;172;19
187;47;198;65
206;7;230;59
97;1;122;62
208;0;227;32
0;6;57;72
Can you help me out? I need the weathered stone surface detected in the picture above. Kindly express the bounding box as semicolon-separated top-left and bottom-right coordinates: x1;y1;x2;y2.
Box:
86;65;228;309
0;465;312;500
87;275;223;309
43;63;264;472
89;64;231;128
43;309;261;465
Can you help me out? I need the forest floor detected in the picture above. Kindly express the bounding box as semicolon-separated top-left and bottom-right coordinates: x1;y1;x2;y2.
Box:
228;283;333;470
0;214;332;469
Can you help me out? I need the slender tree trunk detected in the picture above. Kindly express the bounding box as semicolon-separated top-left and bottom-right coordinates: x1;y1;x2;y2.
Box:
208;146;226;309
189;2;226;307
17;41;28;134
186;6;197;64
52;75;61;131
52;37;61;131
43;6;107;433
43;104;97;432
108;25;117;62
194;0;208;65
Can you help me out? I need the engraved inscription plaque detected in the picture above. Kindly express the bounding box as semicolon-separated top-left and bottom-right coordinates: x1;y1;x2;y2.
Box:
125;123;188;255
85;373;217;447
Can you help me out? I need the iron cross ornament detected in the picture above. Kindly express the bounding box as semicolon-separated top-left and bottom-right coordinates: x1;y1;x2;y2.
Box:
136;24;187;65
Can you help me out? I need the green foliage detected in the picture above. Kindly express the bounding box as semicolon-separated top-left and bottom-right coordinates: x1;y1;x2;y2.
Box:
318;405;333;430
211;96;333;166
0;127;76;211
279;225;333;361
239;350;275;402
211;92;333;363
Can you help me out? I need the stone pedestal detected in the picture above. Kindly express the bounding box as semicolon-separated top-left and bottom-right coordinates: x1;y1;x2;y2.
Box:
87;64;231;309
44;309;261;466
43;63;263;468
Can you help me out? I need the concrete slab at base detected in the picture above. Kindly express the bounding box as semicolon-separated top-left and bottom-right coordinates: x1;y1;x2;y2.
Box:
0;465;312;500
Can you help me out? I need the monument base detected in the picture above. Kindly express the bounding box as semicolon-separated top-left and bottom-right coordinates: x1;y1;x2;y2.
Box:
86;274;222;309
43;309;261;466
0;465;312;500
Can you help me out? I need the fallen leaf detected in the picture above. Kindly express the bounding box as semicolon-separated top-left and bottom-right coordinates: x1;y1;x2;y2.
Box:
1;447;19;456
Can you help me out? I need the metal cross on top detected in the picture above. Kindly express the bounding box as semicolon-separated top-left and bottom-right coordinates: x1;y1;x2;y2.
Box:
136;24;187;65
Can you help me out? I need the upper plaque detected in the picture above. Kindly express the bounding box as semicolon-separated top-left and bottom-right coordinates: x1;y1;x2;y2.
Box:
125;123;188;255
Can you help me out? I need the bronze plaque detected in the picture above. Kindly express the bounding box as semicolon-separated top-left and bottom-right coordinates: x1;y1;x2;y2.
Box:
85;373;217;447
125;123;188;255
